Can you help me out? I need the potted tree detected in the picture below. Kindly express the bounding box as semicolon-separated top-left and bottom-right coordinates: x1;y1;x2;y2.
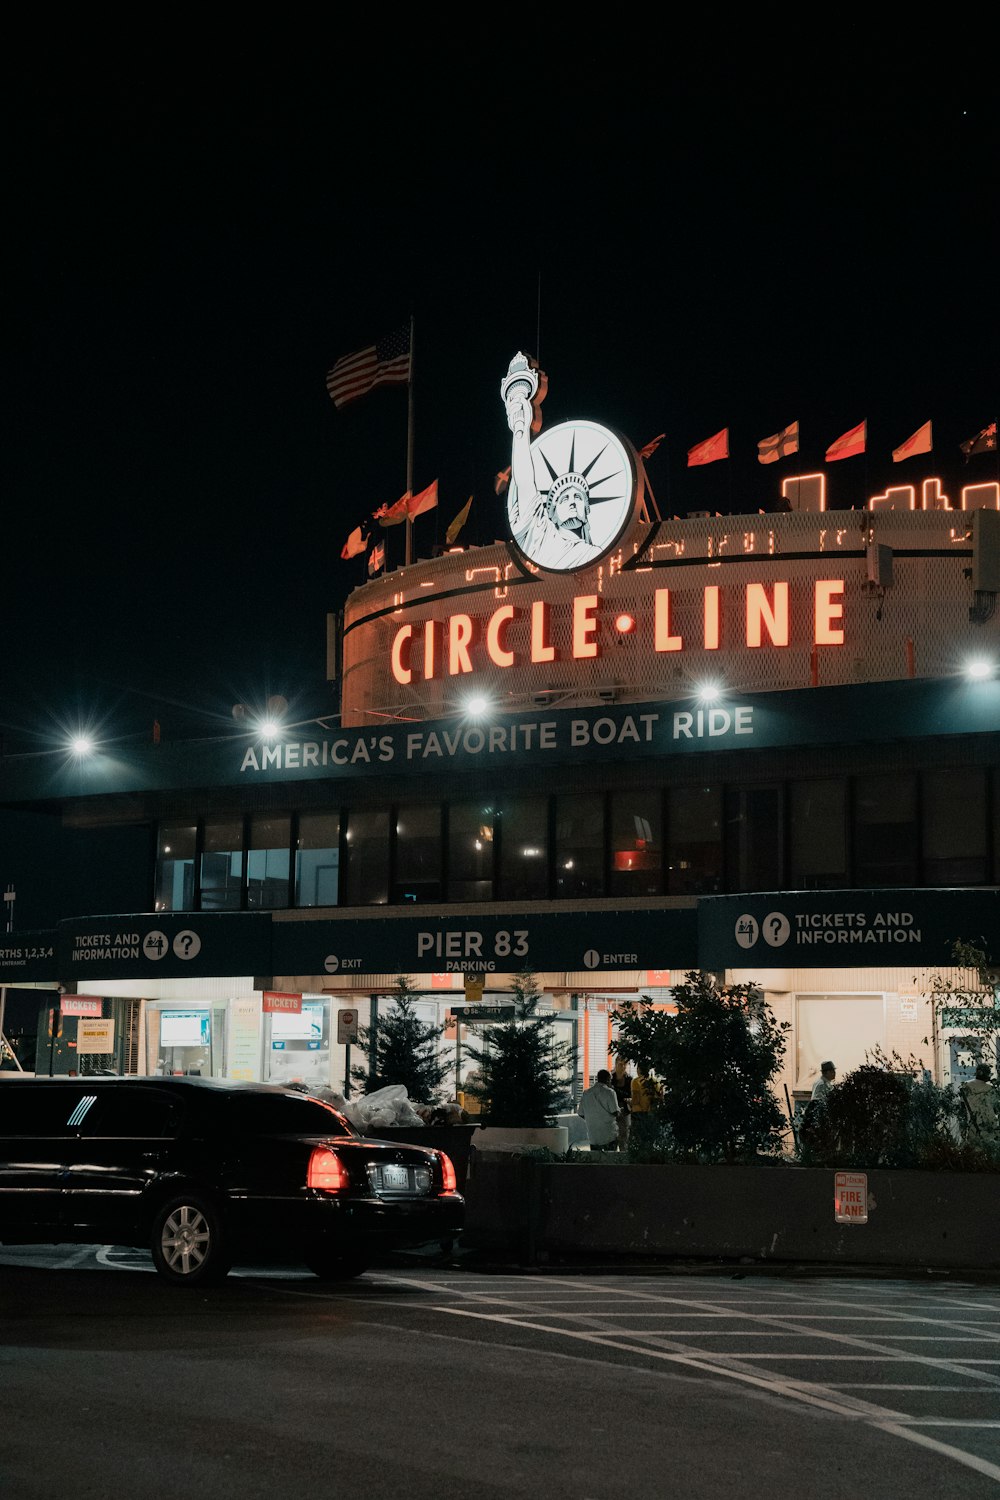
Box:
463;968;573;1154
351;975;476;1187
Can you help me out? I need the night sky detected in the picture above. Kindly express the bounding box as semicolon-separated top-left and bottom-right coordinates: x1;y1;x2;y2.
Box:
2;27;996;754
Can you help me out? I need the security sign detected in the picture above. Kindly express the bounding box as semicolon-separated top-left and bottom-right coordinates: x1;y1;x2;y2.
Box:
337;1008;359;1045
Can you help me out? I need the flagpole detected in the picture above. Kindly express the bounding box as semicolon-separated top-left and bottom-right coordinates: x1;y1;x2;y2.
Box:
405;313;415;566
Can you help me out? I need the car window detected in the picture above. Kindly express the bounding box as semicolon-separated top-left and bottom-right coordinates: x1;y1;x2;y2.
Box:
83;1088;183;1138
226;1094;355;1137
0;1086;93;1135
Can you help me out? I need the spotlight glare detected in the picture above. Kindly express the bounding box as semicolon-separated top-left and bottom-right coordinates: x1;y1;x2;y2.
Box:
695;681;722;704
70;736;94;757
259;719;280;739
965;658;994;680
465;694;490;717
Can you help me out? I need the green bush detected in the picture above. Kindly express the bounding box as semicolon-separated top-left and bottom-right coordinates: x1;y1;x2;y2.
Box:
799;1048;1000;1171
612;970;790;1163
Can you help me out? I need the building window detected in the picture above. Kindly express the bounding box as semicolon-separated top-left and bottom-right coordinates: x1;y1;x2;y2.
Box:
497;797;549;900
199;820;244;910
667;786;722;895
923;769;988;885
345;809;389;905
609;791;662;896
447;802;494;902
154;825;196;911
789;780;847;888
555;794;605;898
725;785;782;893
853;773;918;887
295;813;340;907
247;816;291;909
394;804;443;903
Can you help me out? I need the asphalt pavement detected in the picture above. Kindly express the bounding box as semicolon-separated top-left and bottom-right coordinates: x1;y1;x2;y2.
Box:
2;1246;1000;1498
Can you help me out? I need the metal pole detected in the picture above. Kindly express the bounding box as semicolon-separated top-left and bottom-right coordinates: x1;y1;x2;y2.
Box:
344;1040;351;1099
405;314;415;566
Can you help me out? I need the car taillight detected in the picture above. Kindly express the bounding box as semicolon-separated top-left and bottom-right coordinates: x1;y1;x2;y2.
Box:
437;1151;457;1193
307;1146;349;1193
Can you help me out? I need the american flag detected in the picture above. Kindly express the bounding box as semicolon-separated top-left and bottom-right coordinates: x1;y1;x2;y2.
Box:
326;326;411;408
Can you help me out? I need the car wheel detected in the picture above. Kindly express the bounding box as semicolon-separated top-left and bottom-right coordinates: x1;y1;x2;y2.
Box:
304;1249;369;1281
151;1193;230;1286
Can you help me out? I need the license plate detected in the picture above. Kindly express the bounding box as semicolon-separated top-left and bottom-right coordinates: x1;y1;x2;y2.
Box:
381;1164;409;1190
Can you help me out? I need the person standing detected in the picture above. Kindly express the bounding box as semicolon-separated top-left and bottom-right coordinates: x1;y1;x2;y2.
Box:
630;1067;662;1149
960;1063;999;1144
577;1069;620;1152
610;1056;633;1150
811;1060;837;1104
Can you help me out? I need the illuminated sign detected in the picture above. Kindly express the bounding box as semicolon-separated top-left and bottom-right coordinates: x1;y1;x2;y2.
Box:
780;473;999;513
501;352;637;573
390;580;846;685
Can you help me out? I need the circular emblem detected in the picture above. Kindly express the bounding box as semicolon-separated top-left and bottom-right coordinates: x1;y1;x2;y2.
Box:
507;420;637;574
734;915;759;949
172;930;201;960
142;930;169;962
583;948;600;970
762;912;791;947
324;954;340;973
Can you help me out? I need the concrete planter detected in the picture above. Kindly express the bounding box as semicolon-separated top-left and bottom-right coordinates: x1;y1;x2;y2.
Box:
461;1158;1000;1270
472;1125;570;1155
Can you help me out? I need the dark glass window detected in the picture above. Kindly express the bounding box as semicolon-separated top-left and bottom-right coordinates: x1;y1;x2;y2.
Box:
667;786;722;895
296;813;340;907
0;1086;91;1135
994;770;1000;884
200;820;244;910
923;769;988;885
155;825;196;912
555;794;605;898
345;809;390;905
789;780;847;888
854;774;918;887
497;798;549;900
609;791;662;896
85;1088;182;1137
447;802;495;902
247;816;291;909
225;1094;355;1136
725;785;782;892
394;805;443;903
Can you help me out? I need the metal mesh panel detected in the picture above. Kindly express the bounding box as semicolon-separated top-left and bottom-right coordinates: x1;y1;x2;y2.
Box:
342;512;994;725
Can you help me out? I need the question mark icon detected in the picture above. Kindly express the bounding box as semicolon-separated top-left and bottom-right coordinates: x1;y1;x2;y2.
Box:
762;912;790;948
172;929;202;960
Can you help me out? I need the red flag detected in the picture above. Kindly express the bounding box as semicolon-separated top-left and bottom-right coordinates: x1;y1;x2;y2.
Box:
687;429;729;467
825;420;866;462
340;525;369;559
325;326;410;408
494;466;511;495
374;480;438;528
638;433;665;460
406;479;438;517
892;421;932;463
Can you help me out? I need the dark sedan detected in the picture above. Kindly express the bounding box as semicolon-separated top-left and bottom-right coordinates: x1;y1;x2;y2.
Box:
0;1076;463;1285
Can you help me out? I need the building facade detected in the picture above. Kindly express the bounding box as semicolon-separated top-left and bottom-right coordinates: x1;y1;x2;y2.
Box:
2;428;998;1114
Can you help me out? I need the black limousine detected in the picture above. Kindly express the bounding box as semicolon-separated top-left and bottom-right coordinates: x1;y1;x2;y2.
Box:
0;1076;464;1285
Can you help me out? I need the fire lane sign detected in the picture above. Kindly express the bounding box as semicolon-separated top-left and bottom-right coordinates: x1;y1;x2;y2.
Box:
835;1171;868;1225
